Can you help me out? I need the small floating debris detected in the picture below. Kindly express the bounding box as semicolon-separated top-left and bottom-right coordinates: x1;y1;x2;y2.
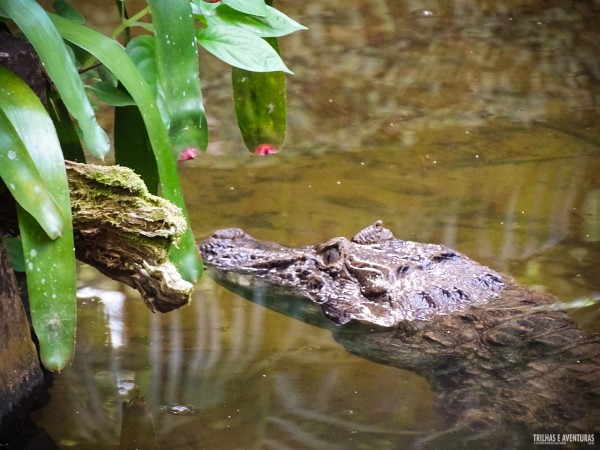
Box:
161;404;197;416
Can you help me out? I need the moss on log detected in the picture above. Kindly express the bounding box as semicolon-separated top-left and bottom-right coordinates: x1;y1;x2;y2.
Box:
0;161;194;311
65;161;193;312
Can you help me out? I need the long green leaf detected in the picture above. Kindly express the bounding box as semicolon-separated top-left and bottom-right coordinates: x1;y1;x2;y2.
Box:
0;0;110;159
0;113;64;238
0;67;76;372
114;36;161;192
147;0;208;157
46;89;86;163
115;104;159;194
88;81;136;107
232;42;287;153
50;13;203;282
0;68;64;239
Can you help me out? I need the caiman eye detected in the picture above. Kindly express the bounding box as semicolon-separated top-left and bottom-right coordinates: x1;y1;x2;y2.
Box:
211;228;246;240
320;245;342;266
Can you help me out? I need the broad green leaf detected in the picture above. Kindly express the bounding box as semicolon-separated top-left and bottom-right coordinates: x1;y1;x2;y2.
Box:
50;13;203;282
147;0;208;157
223;0;267;17
208;4;307;38
88;81;136;106
198;24;292;73
0;67;64;239
0;0;110;159
191;0;219;16
0;66;76;372
125;36;169;124
126;36;159;88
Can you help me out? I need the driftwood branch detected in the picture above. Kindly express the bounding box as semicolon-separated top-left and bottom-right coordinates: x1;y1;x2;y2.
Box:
66;161;193;312
0;161;194;313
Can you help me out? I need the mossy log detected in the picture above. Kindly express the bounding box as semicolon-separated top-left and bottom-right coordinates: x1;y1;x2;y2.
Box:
0;161;194;312
65;161;193;312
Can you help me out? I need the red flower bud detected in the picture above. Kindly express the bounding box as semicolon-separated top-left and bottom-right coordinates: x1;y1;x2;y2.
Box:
255;144;278;155
178;147;199;161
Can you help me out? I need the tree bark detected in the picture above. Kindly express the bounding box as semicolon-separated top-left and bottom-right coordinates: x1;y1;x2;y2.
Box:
0;240;44;439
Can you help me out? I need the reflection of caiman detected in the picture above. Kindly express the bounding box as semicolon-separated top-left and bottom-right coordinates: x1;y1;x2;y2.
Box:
200;221;600;444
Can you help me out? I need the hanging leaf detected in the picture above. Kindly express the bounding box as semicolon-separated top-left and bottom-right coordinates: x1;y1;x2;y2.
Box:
0;66;76;372
0;67;65;239
50;13;203;282
147;0;208;157
52;0;85;24
0;0;110;159
46;89;86;163
114;104;159;194
232;37;287;153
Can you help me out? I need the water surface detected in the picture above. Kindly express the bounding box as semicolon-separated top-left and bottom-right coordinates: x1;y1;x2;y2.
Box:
28;1;600;448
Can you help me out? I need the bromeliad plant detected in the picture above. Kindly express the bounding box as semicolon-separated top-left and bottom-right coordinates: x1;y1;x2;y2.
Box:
0;0;305;371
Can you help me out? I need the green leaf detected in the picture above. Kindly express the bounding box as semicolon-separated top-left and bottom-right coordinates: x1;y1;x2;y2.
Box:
147;0;208;157
0;68;64;239
0;66;76;372
191;0;219;16
222;0;267;17
126;36;159;88
198;24;292;73
88;81;136;106
3;236;25;272
0;0;110;159
46;89;86;163
208;4;307;38
114;104;159;194
50;13;203;282
232;37;287;153
19;206;77;372
53;0;85;24
0;110;64;239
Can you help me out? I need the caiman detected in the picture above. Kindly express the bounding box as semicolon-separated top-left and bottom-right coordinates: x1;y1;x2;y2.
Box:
200;221;600;447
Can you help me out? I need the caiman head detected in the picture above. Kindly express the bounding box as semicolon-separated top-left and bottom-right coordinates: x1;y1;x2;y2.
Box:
200;221;505;327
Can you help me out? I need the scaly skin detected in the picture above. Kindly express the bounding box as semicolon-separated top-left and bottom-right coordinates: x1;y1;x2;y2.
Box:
200;221;600;444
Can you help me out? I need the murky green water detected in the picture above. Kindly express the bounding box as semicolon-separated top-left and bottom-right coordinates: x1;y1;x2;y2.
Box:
25;1;600;448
